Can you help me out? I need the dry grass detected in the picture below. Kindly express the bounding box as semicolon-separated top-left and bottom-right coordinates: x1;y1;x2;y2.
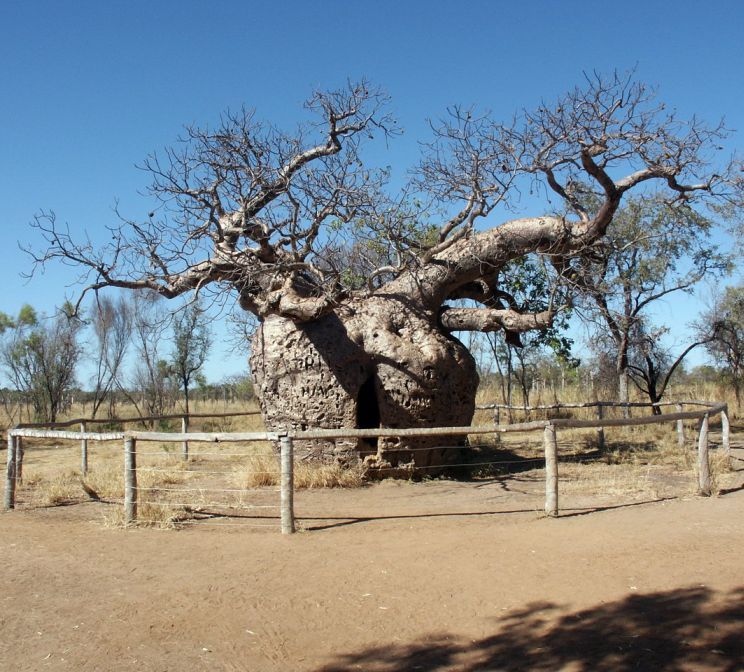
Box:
1;382;739;437
557;444;736;500
475;381;741;421
232;450;366;489
101;501;189;529
82;464;125;499
0;398;264;436
28;470;82;506
232;451;279;488
467;419;737;502
295;461;366;489
13;439;195;527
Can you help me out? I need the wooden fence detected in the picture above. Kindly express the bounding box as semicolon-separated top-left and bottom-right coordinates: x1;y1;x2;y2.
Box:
3;400;731;533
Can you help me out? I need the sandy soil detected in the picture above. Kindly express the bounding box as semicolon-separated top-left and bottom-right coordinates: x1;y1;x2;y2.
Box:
1;448;743;672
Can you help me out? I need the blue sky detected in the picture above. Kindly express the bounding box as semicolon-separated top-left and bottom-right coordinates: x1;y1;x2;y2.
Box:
1;0;742;382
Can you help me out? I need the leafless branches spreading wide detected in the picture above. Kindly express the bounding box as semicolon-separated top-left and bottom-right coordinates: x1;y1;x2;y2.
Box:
25;73;740;334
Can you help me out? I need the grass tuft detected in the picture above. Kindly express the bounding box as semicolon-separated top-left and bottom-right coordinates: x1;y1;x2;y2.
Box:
295;461;366;489
232;452;365;489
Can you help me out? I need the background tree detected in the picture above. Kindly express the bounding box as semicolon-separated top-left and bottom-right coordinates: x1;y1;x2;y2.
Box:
225;305;258;359
571;194;730;412
89;295;132;418
699;284;744;410
0;304;82;422
624;322;713;413
170;300;211;415
219;373;255;405
0;311;23;423
27;75;739;469
120;292;175;423
467;256;577;413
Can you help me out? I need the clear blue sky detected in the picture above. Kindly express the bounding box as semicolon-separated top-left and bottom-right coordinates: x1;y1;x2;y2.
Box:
1;0;742;382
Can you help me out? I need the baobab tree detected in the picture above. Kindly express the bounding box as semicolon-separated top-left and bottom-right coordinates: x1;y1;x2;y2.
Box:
27;75;739;471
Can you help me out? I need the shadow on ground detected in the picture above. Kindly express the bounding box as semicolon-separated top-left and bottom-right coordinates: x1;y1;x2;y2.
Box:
317;586;744;672
300;497;675;531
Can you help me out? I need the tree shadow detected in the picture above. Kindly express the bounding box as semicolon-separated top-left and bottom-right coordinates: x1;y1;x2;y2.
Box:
301;497;675;531
718;484;744;496
453;437;612;482
317;586;744;671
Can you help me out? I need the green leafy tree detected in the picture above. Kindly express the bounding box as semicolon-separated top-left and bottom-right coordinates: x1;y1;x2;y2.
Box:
466;256;577;409
0;304;82;422
699;284;744;409
572;194;731;408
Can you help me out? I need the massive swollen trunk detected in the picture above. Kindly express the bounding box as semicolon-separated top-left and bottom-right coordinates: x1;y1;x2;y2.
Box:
250;295;478;474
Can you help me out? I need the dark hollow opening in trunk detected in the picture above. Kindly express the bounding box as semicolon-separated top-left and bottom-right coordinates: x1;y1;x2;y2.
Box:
356;374;380;453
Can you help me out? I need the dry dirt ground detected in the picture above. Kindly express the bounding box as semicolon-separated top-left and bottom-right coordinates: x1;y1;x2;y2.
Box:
1;446;743;671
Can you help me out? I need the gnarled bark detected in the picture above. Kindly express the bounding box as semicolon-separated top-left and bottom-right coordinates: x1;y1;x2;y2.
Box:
250;295;477;473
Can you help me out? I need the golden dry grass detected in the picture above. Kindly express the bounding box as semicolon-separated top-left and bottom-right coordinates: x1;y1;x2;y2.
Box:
466;415;737;503
475;380;741;420
101;501;189;529
294;461;366;489
231;450;366;489
2;382;739;436
28;470;82;507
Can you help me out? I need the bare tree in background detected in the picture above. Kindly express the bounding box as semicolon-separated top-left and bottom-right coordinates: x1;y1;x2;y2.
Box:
120;292;175;423
625;323;713;413
170;299;211;415
89;295;132;417
225;306;258;358
27;75;741;470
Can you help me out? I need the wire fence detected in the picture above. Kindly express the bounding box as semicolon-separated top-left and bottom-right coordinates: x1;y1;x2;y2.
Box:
3;400;732;532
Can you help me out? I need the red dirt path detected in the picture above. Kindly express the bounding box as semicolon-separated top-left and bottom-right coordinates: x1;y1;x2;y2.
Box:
1;470;743;672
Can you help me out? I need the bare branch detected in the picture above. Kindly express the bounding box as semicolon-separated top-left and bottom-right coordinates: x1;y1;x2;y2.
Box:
27;74;735;331
439;306;554;333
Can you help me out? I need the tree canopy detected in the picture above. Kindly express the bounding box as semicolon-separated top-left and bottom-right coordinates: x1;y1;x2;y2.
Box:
700;284;744;407
0;304;82;422
26;73;740;337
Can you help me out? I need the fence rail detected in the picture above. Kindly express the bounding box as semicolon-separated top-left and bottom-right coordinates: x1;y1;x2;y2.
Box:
12;409;262;430
3;400;731;531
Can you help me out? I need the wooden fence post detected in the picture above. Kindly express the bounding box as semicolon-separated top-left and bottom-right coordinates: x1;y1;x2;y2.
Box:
676;404;685;447
181;416;189;461
15;437;24;483
4;434;17;510
494;406;500;426
80;421;88;475
596;403;605;451
721;405;731;459
697;413;711;497
543;424;558;517
124;436;138;525
280;434;295;534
